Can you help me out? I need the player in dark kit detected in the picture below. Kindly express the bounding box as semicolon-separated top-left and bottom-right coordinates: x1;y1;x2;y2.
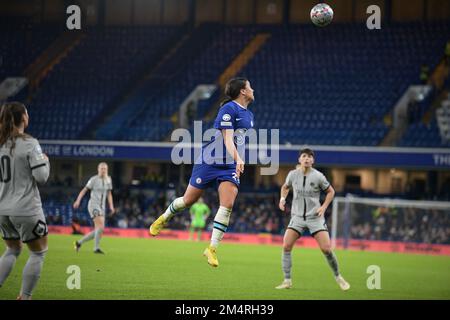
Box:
150;77;255;267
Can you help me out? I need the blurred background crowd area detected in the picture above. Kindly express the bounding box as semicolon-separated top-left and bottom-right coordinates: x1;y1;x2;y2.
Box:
42;175;450;245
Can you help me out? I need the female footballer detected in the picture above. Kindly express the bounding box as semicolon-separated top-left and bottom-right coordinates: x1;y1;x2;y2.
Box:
73;162;115;254
276;148;350;291
150;77;255;268
0;102;50;300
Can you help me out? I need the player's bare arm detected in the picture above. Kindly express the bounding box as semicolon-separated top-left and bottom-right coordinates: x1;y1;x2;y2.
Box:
73;187;88;209
279;183;290;211
107;190;115;215
317;185;335;217
222;128;244;177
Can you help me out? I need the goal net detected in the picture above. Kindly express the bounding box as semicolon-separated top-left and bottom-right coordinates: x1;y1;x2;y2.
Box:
330;195;450;249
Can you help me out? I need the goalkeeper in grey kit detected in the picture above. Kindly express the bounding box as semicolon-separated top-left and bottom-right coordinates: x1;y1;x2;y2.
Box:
276;148;350;291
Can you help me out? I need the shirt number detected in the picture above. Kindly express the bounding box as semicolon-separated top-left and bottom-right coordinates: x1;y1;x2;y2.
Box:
0;155;12;183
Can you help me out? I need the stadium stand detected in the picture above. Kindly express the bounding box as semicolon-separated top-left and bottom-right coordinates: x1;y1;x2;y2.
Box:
400;119;450;147
26;26;183;139
350;206;449;244
6;21;449;242
436;94;450;142
42;183;449;244
400;88;450;147
11;21;448;146
95;24;257;141
0;19;63;81
238;22;450;146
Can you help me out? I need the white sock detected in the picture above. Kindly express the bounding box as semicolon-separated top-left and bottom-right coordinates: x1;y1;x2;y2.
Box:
282;251;292;280
0;247;21;287
20;248;47;300
162;197;187;220
210;206;232;248
78;230;95;244
94;228;103;250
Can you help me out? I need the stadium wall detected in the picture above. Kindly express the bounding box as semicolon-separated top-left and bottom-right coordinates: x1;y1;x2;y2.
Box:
40;140;450;169
48;226;450;256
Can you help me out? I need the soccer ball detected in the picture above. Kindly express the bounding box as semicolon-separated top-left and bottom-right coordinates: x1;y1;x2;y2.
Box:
310;3;334;27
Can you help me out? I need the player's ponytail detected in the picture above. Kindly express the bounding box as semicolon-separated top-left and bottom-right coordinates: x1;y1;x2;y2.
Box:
220;77;248;106
0;102;28;153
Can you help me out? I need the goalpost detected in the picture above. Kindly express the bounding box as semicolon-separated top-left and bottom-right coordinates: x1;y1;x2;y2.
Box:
330;195;450;250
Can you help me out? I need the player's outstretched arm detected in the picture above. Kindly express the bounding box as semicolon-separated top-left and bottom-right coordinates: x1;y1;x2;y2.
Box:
108;190;115;215
279;184;290;211
73;187;88;209
317;186;335;217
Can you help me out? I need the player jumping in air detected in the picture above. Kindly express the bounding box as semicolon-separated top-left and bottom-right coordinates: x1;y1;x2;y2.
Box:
189;197;211;241
150;77;255;267
276;148;350;291
73;162;115;254
0;102;50;300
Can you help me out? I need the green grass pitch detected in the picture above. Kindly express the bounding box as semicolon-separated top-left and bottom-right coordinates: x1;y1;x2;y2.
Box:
0;234;449;300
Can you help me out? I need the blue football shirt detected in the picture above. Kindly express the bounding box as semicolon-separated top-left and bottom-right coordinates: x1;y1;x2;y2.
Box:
200;100;254;167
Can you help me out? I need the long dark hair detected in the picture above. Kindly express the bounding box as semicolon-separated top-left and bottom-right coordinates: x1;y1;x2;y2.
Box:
299;148;315;158
0;101;29;153
220;77;248;106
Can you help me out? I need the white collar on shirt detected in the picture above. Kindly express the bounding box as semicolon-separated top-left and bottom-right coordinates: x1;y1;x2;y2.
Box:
233;100;247;110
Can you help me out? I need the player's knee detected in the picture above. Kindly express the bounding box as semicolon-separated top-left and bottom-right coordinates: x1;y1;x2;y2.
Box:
283;243;293;252
320;245;332;255
219;198;235;209
96;226;104;233
6;246;22;257
5;238;22;250
219;193;235;208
